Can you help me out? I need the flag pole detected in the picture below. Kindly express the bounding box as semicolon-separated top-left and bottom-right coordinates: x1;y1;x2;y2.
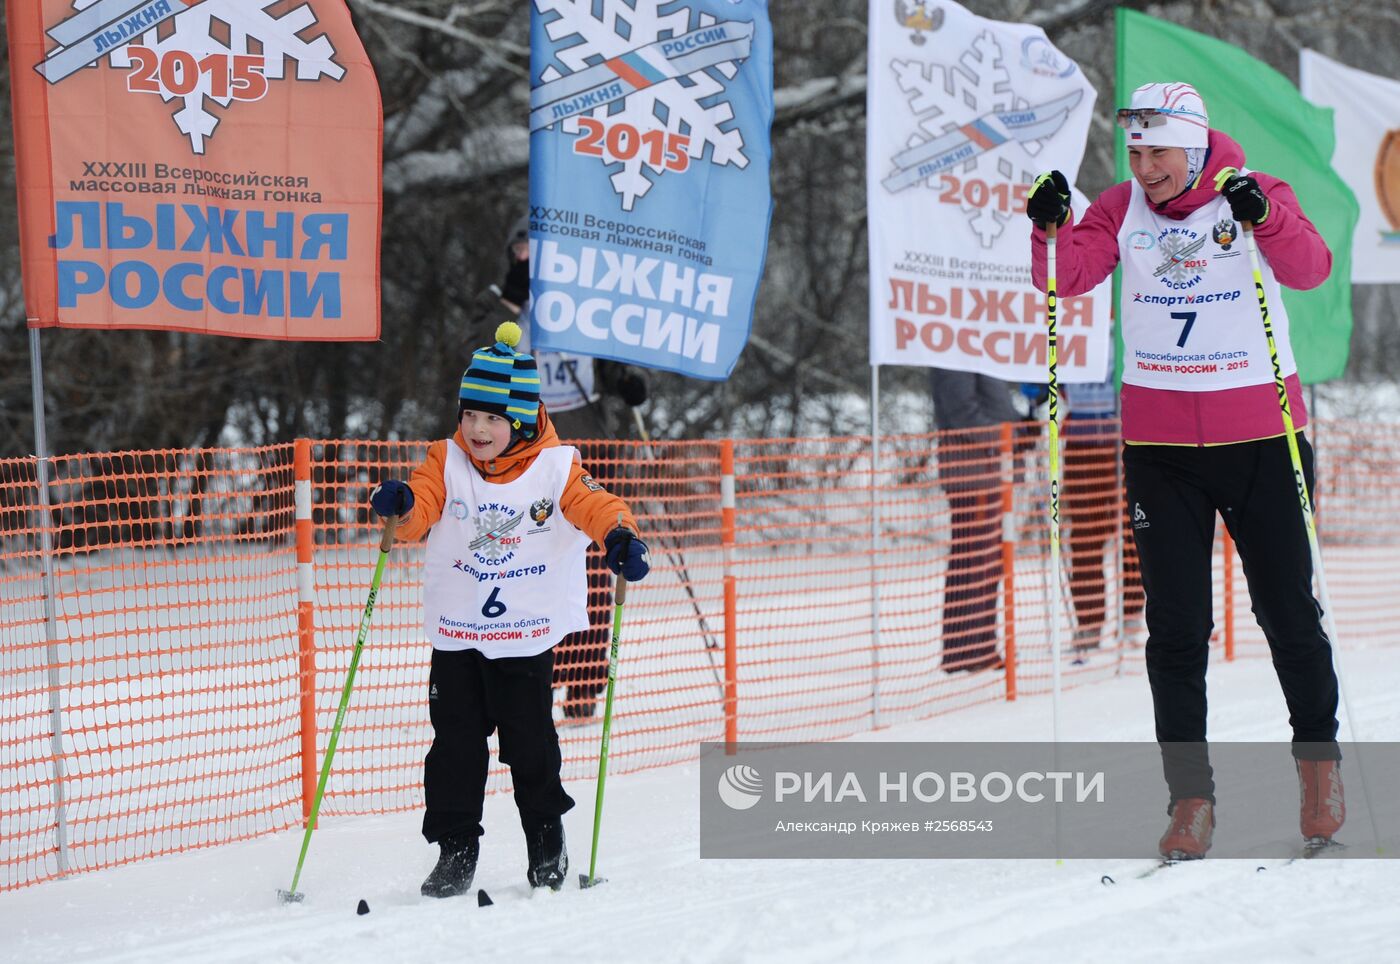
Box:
29;328;70;876
868;363;883;730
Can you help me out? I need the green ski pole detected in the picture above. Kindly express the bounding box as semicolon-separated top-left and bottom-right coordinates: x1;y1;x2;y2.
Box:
580;521;630;889
278;515;398;903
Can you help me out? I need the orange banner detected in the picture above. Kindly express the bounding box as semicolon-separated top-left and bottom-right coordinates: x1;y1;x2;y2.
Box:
6;0;382;340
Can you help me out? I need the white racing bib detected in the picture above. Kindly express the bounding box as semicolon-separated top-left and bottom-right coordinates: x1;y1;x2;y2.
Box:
537;352;598;413
1118;175;1296;392
422;445;591;657
514;306;598;414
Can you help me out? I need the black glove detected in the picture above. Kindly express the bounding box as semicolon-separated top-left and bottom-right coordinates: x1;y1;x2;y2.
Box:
616;369;648;407
370;480;414;518
604;527;650;581
1222;174;1269;226
500;257;530;308
1026;170;1071;228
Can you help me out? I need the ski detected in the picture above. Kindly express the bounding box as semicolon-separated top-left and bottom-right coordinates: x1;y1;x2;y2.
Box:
1301;836;1346;858
394;885;528;912
1259;837;1347;870
1135;854;1201;880
470;880;570;907
1134;859;1179;880
1101;850;1211;885
1106;838;1345;884
480;883;569;905
1100;857;1188;884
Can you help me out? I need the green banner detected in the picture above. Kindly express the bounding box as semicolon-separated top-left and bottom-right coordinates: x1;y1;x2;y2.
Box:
1115;8;1358;384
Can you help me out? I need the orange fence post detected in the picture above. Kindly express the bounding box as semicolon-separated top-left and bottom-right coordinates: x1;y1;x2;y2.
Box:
1000;424;1018;701
294;439;319;825
721;439;737;753
1223;528;1235;662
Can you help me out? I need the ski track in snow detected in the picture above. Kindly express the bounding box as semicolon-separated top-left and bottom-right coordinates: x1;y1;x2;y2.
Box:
3;649;1397;963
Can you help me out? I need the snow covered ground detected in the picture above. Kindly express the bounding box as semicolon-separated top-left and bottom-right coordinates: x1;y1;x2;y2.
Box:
3;646;1397;964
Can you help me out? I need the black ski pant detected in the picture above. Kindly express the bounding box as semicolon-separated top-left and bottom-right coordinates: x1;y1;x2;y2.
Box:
421;647;574;844
1124;436;1340;805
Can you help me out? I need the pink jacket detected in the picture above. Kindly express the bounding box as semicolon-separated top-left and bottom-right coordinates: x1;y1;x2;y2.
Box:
1031;130;1332;445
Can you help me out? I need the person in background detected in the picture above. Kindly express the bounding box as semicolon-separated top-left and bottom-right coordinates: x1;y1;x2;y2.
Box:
1027;81;1343;860
1021;373;1146;656
369;322;651;897
480;216;650;721
931;368;1018;673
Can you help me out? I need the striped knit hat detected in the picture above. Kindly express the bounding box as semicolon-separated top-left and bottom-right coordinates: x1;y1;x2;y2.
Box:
459;322;541;438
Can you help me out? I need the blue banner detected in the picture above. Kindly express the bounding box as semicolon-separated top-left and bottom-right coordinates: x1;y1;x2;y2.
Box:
527;0;773;381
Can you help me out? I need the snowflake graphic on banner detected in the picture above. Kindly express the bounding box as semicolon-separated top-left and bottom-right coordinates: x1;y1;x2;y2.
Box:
534;0;751;211
71;0;343;155
889;31;1049;249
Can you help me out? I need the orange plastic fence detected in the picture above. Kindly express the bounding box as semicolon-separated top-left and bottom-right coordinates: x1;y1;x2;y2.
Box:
3;421;1397;891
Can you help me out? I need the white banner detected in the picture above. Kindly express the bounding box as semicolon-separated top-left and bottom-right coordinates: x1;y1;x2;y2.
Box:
866;0;1111;380
1300;49;1400;284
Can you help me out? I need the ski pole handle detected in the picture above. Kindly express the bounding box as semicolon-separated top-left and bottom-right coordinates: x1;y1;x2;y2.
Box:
613;512;629;605
1214;166;1252;231
379;514;399;553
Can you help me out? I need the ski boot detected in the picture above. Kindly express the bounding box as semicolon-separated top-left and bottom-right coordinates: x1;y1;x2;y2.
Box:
421;834;479;898
1297;759;1345;854
525;820;569;891
1158;797;1214;860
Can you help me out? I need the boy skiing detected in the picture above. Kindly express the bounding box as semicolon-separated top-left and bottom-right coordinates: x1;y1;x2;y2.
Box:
370;322;651;896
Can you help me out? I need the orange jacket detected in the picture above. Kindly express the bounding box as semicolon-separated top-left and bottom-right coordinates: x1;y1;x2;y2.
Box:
393;405;638;547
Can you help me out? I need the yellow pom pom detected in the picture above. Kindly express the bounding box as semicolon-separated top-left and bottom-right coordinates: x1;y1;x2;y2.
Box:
495;321;522;348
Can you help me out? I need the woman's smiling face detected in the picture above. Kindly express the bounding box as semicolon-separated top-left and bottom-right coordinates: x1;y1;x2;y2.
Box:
1128;145;1191;204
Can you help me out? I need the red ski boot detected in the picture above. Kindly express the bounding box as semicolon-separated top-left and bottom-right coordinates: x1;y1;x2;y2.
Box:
1158;797;1214;860
1297;759;1345;849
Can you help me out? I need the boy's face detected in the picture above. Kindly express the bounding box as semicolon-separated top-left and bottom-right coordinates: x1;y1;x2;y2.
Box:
460;409;513;461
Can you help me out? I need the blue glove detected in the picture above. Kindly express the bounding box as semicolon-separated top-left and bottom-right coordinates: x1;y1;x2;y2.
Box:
370;479;414;518
604;528;650;581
